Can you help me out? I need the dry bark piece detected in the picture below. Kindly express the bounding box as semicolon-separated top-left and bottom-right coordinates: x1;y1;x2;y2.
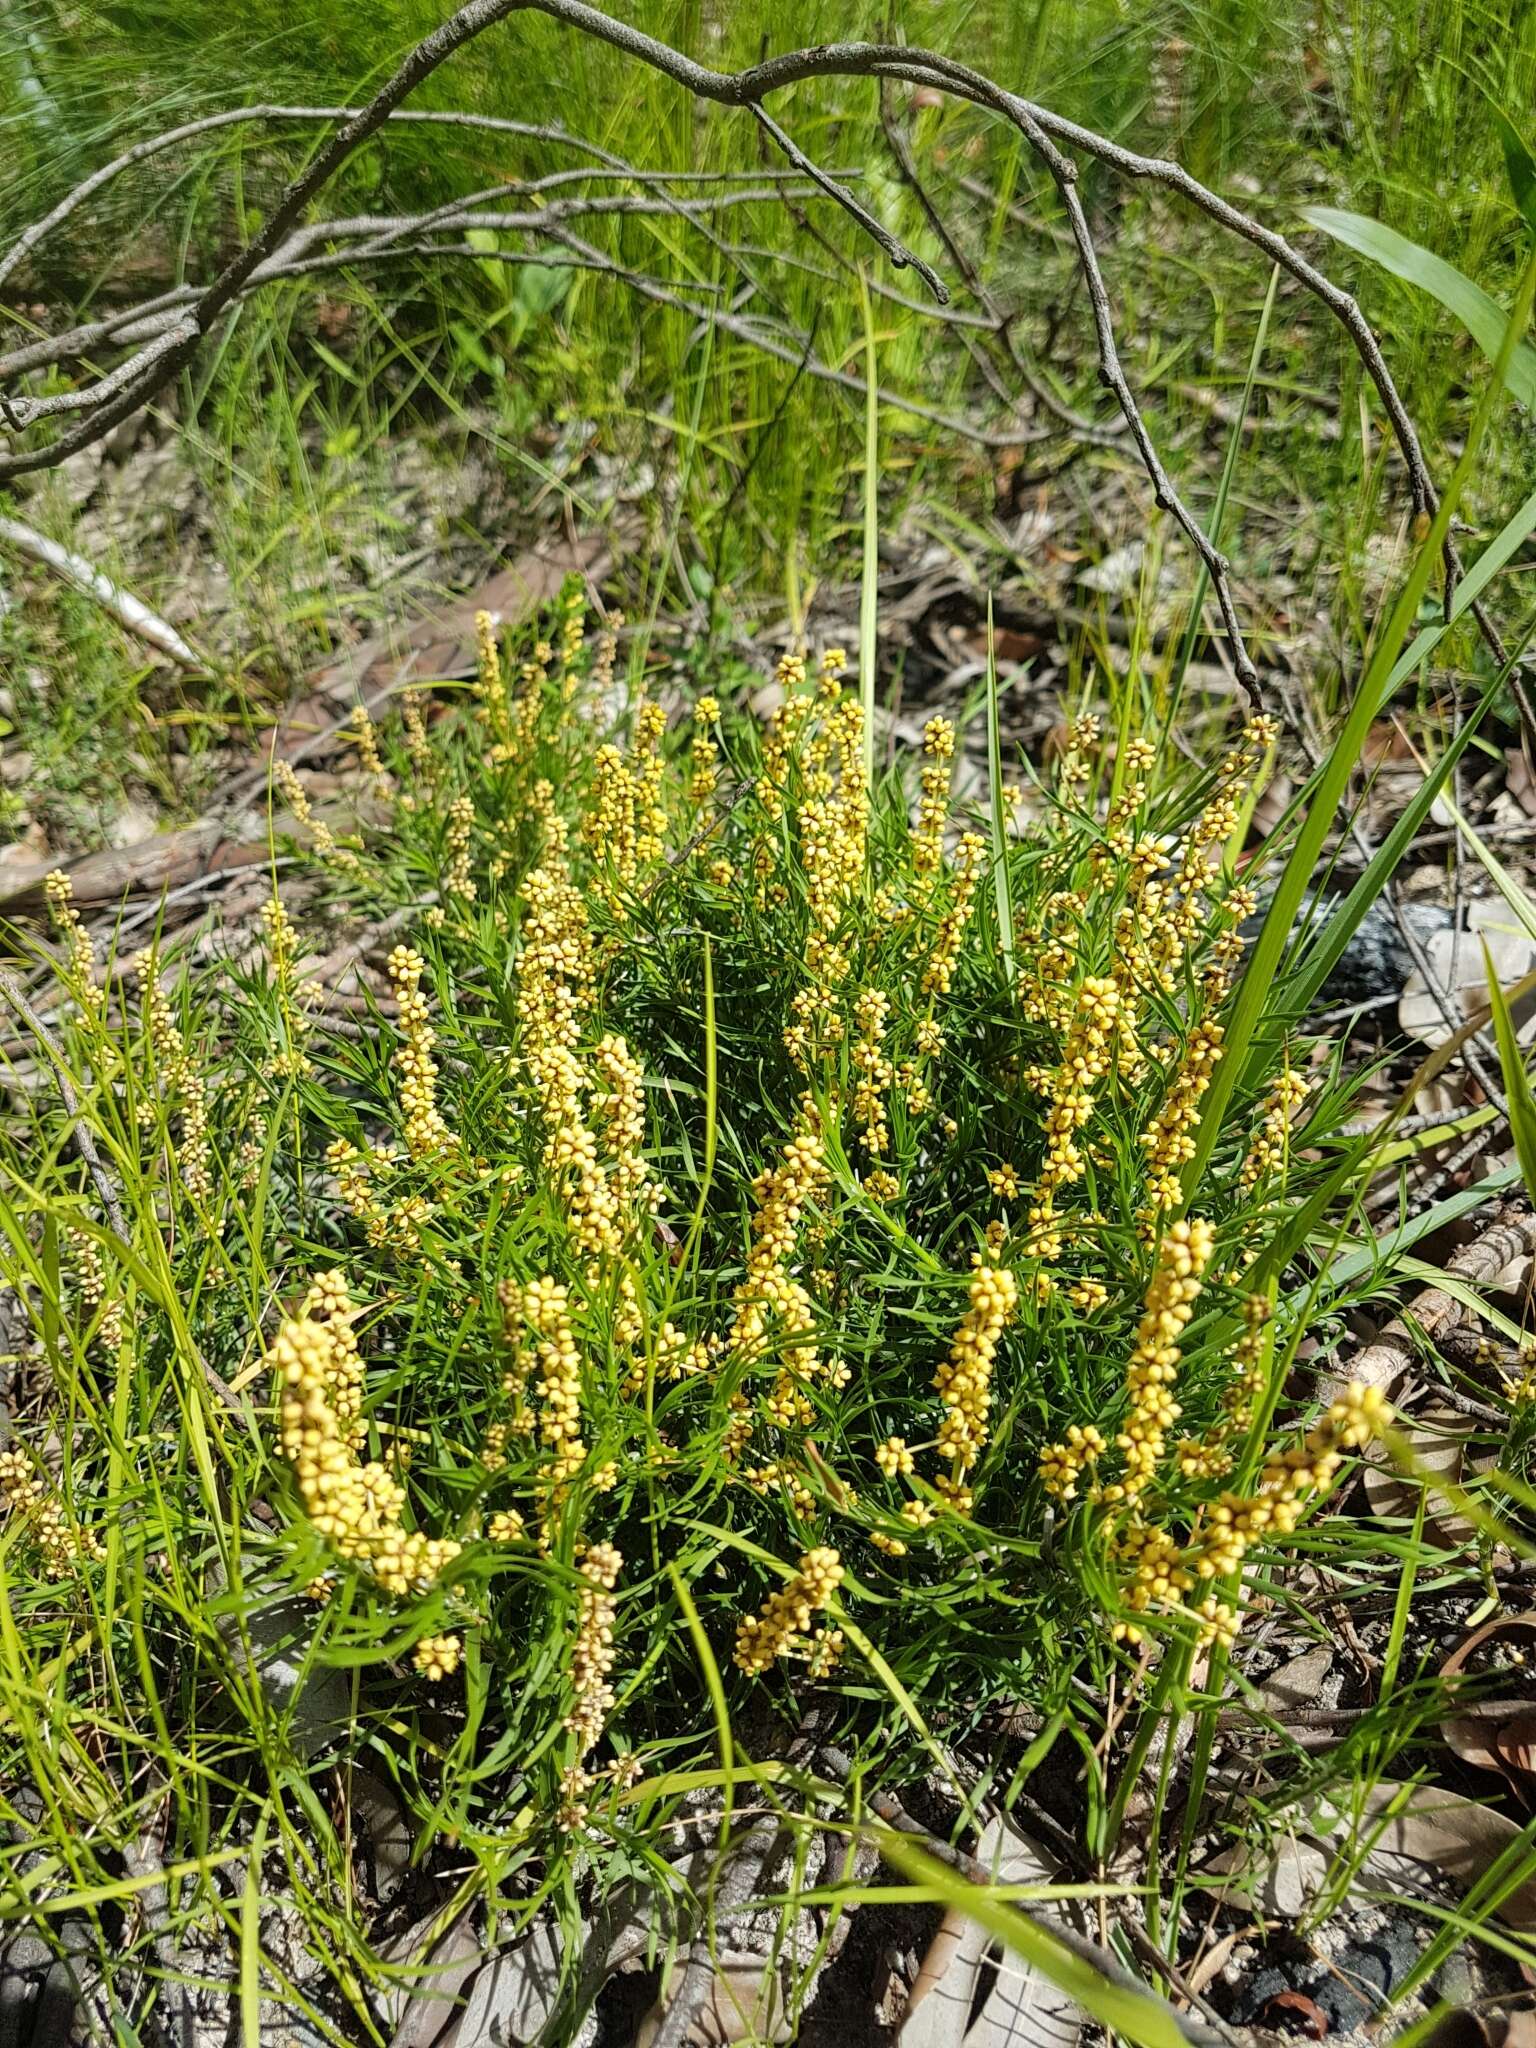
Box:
1331;1211;1536;1403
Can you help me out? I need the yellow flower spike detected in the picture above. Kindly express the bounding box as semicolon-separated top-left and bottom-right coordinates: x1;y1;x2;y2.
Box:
274;1301;460;1597
932;1262;1019;1478
566;1541;622;1752
444;794;477;903
1098;1217;1215;1507
913;716;956;896
136;949;212;1205
733;1546;843;1675
412;1634;462;1682
45;870;106;1026
386;945;451;1160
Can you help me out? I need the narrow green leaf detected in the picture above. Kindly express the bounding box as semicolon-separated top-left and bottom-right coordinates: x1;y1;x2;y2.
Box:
985;596;1015;987
1495;109;1536;242
1482;938;1536;1203
1303;207;1536;407
1186;244;1536;1194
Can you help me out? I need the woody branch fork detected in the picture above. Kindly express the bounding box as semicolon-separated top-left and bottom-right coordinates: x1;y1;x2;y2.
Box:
0;0;1502;704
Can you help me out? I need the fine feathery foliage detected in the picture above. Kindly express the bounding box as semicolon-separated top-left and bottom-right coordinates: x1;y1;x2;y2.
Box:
0;590;1415;1956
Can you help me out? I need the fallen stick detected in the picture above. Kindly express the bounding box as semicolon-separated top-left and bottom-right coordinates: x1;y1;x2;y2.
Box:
0;514;201;672
1333;1206;1536;1401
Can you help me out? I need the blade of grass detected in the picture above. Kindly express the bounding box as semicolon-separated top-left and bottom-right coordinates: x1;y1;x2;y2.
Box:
1186;244;1536;1194
985;595;1015;987
858;266;878;794
1482;938;1536;1200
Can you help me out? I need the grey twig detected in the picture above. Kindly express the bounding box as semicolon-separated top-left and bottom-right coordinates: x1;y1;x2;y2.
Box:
0;0;1506;704
748;102;947;303
0;964;132;1242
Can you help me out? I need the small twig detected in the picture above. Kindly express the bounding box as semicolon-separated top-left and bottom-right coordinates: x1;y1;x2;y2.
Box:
0;515;201;672
0;964;132;1242
748;102;947;303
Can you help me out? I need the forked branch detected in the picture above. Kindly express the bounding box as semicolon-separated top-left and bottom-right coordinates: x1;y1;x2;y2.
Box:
0;0;1498;701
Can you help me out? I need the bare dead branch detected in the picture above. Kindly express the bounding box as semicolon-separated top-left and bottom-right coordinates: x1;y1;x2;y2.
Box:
0;0;1512;702
0;514;201;669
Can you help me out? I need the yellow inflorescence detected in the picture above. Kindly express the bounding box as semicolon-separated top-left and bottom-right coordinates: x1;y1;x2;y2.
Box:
922;832;985;998
45;870;104;1025
913;716;955;894
852;988;893;1157
1029;976;1127;1254
137;949;212;1206
387;946;451;1159
1101;1218;1215;1506
733;1545;843;1675
444;794;476;904
933;1262;1019;1480
566;1540;622;1752
1038;1423;1107;1501
1139;1020;1225;1215
1241;1064;1309;1187
413;1634;462;1681
0;1447;104;1578
274;1298;460;1599
522;1276;586;1493
274;759;364;876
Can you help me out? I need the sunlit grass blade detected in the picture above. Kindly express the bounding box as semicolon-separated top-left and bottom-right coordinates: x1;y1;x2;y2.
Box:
985;595;1015;987
1482;938;1536;1202
1185;245;1536;1195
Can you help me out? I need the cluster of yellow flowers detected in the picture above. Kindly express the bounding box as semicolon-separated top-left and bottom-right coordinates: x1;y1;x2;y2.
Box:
0;1446;104;1578
921;832;984;999
386;946;451;1159
852;988;894;1159
260;891;314;1080
274;1280;460;1600
932;1262;1020;1494
67;1224;123;1355
733;1545;843;1674
1241;1064;1310;1187
912;715;955;893
519;1276;587;1497
137;948;211;1205
444;794;477;904
726;1104;835;1439
274;758;364;876
565;1540;622;1752
351;705;393;802
44;871;104;1027
1029;976;1129;1256
1100;1218;1215;1505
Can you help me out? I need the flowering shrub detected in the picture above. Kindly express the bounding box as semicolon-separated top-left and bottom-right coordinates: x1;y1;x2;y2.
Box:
7;590;1390;1877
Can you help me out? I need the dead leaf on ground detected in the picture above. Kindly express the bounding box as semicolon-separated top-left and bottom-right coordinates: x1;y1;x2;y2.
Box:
1361;1401;1491;1548
898;1814;1082;2048
1208;1780;1536;1930
1440;1613;1536;1785
1264;1989;1329;2038
1400;905;1536;1050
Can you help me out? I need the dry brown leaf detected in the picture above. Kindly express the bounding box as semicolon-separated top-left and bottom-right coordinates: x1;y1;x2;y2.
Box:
1362;1402;1489;1548
1207;1780;1536;1929
898;1814;1082;2048
1400;906;1536;1049
1440;1614;1536;1781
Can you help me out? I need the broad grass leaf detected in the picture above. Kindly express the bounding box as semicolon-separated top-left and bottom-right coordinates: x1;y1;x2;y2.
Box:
1496;110;1536;242
1302;207;1536;408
